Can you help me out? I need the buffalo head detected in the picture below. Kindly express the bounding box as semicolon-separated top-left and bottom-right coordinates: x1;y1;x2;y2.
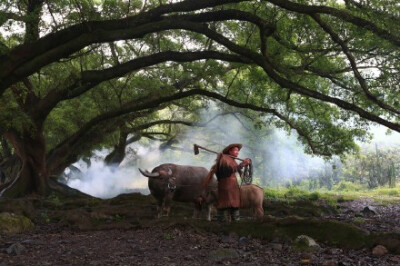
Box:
138;167;176;190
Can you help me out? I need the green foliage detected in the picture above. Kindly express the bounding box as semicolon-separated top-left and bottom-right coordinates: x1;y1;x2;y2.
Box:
352;217;366;225
114;214;124;221
263;186;322;202
0;91;34;134
163;232;174;240
263;184;400;206
264;187;283;201
47;193;61;206
332;181;366;192
285;186;306;198
0;212;34;234
1;0;399;190
370;186;400;197
342;144;400;188
39;211;51;224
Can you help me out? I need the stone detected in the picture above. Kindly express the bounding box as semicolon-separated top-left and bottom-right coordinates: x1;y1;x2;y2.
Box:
220;232;238;244
327;248;343;255
323;260;338;266
294;235;320;252
0;212;34;234
238;236;249;246
388;255;400;264
300;258;311;265
6;242;26;255
362;206;378;216
271;243;283;251
372;245;388;256
209;248;239;262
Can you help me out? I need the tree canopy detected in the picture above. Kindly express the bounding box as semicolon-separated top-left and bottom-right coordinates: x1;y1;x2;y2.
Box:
0;0;399;197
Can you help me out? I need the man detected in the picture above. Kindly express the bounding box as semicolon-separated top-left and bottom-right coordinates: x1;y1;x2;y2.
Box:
204;143;251;222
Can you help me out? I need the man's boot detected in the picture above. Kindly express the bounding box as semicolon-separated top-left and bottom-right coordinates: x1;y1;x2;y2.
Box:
230;208;240;222
217;209;226;223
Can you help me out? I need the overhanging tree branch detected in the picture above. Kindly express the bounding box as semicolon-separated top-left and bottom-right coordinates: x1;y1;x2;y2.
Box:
257;57;400;132
155;17;400;132
81;51;250;83
311;14;400;116
265;0;400;47
37;50;250;122
36;15;400;137
0;0;248;94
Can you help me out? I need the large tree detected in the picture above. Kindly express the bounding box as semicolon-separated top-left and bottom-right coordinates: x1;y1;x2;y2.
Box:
0;0;399;197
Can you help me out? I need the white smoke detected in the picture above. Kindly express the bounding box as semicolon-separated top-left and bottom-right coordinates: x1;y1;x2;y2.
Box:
66;149;150;199
262;129;326;184
65;103;399;197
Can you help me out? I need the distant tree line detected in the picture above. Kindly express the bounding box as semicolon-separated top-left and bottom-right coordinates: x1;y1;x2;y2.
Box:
342;144;399;189
278;144;400;190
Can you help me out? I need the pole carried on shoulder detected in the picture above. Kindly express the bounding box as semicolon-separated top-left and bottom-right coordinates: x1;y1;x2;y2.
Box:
193;144;245;161
194;143;253;185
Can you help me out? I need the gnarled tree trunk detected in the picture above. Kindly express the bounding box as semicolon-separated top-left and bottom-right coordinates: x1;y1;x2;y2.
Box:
104;130;129;167
0;130;48;198
0;155;22;185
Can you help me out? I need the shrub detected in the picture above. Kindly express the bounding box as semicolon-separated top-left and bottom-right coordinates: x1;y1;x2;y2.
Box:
333;181;365;192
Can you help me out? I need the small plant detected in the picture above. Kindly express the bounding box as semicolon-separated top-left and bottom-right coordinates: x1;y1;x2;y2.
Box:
47;193;61;206
40;212;51;223
114;214;124;221
336;195;346;203
264;188;282;200
163;233;174;240
307;192;321;201
373;187;400;197
352;217;365;225
324;197;338;207
285;186;305;198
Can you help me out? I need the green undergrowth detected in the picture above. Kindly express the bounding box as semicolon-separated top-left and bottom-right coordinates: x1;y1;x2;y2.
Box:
263;183;400;205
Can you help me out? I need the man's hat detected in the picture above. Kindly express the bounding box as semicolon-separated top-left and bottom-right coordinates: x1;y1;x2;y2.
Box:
222;143;242;154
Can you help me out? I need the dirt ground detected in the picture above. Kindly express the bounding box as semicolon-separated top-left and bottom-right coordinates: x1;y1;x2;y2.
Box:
1;194;400;265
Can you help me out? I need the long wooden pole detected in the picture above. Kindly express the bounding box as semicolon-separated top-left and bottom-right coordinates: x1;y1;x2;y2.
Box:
193;144;245;161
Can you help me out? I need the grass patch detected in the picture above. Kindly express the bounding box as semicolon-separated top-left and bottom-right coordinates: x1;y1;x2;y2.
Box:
351;217;365;225
333;181;366;192
262;184;400;205
264;187;322;202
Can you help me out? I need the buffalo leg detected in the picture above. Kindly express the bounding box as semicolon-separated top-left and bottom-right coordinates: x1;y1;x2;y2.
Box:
162;193;173;216
192;196;204;219
205;204;212;221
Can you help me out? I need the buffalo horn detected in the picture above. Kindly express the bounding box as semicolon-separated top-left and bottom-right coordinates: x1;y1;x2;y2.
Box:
138;168;160;178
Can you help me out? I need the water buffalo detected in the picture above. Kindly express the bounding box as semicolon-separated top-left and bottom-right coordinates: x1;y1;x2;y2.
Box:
138;163;217;219
204;184;265;220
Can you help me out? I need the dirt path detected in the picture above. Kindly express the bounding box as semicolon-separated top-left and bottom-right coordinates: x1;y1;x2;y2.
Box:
1;196;400;265
1;224;400;265
333;197;400;234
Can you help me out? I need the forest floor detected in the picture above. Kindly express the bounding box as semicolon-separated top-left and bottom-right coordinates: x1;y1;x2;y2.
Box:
1;193;400;265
